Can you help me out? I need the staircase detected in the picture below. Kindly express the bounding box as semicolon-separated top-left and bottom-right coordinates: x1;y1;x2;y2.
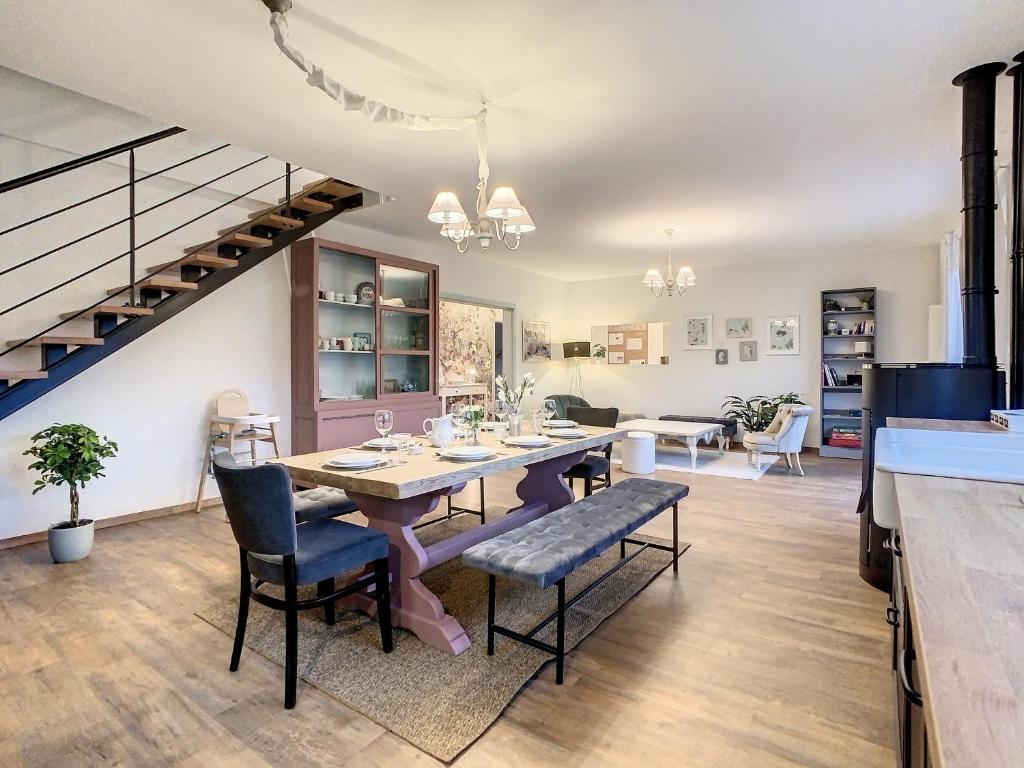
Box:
0;128;375;420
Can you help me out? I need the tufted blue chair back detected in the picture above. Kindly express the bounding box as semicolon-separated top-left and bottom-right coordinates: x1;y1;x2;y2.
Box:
213;453;297;556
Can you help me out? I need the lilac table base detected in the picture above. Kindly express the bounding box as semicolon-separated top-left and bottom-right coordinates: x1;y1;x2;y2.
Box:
346;448;586;655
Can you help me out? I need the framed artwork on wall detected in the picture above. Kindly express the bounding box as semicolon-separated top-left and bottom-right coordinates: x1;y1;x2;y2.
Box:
684;314;713;350
715;348;729;365
726;317;753;338
766;316;800;355
739;340;758;361
522;320;552;362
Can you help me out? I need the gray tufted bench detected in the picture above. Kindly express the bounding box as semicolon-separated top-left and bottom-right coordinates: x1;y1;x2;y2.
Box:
462;477;689;683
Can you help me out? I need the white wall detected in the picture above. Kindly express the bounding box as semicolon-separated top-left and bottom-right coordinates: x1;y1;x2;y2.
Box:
561;245;940;446
0;69;570;541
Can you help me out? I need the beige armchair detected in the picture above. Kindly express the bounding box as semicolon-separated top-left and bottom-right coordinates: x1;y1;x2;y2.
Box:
742;404;813;475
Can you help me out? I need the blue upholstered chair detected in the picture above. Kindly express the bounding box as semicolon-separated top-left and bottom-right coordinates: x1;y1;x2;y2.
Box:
562;406;619;496
213;454;393;709
544;393;590;420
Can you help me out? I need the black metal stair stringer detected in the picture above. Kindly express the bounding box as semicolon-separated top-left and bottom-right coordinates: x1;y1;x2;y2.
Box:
0;192;364;421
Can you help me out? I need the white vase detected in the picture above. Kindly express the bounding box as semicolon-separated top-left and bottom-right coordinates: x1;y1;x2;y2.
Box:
47;520;95;563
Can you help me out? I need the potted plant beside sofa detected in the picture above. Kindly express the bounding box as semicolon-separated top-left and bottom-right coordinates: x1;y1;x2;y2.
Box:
24;423;118;563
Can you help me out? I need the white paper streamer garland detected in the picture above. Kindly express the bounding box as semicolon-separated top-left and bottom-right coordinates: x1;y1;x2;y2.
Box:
269;11;481;133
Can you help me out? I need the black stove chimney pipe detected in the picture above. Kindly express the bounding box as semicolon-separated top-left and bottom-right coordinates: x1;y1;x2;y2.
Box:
1008;53;1024;409
953;62;1007;368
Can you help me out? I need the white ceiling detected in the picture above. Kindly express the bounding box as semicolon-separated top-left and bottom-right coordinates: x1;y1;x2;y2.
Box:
1;0;1022;280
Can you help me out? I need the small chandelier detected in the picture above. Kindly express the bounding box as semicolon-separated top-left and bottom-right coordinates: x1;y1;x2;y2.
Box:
427;109;535;253
642;228;696;297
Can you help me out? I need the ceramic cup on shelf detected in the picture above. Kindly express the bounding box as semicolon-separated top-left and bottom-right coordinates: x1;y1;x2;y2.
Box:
325;291;336;302
345;294;357;303
318;338;329;351
340;337;353;351
330;337;341;349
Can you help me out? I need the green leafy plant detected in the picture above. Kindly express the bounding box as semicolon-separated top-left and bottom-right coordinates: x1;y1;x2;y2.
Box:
24;424;118;527
592;344;607;359
721;393;804;433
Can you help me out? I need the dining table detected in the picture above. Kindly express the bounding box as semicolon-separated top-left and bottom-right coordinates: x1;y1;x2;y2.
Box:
272;424;628;655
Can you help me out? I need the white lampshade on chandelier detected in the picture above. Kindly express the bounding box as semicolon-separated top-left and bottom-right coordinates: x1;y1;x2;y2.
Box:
642;228;696;297
428;110;535;253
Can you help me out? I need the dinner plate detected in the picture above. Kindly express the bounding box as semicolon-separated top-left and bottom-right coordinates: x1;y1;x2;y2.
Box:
502;435;552;447
546;428;589;438
361;437;396;449
439;446;496;461
543;419;577;428
327;454;387;469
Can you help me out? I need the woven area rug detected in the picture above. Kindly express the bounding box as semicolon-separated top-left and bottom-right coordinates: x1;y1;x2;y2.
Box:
197;517;687;762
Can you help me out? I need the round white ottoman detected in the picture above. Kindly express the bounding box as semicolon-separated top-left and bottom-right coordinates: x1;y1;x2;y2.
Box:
621;431;656;474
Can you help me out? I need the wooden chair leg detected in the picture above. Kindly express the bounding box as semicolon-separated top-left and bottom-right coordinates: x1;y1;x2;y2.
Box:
284;558;298;709
195;438;212;513
785;453;793;468
230;549;250;672
269;422;281;458
793;452;805;476
373;558;394;653
584;476;593;497
317;578;335;625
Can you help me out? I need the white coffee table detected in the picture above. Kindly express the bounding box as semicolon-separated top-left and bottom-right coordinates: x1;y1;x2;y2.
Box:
616;419;725;469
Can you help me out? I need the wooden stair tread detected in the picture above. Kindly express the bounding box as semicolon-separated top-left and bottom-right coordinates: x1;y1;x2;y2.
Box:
247;213;304;230
106;277;198;295
290;197;333;213
222;233;272;248
148;253;238;273
60;304;156;320
0;370;48;380
7;336;103;348
303;179;359;198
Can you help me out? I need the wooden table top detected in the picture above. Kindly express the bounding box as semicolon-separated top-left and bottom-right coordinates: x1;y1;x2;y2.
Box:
273;425;627;500
894;472;1024;767
617;418;723;437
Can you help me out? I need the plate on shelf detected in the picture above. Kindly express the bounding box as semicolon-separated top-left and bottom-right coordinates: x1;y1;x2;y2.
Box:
546;428;590;439
502;435;551;448
543;419;577;428
326;454;387;469
439;446;496;461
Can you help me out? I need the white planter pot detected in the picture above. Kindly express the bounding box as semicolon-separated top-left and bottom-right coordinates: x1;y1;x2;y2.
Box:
47;519;94;563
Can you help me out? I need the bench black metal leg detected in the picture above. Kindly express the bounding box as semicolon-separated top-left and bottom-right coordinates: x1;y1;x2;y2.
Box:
230;548;250;672
672;502;679;574
487;574;496;656
373;557;394;653
317;578;335;625
556;579;566;684
447;495;453;519
620;539;626;559
479;478;486;524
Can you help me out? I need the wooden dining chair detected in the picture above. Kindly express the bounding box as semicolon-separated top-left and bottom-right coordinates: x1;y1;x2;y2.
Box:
213;453;393;709
563;406;620;496
196;388;281;512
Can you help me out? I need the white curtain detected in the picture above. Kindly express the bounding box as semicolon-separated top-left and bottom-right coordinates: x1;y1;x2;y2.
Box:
995;165;1011;371
941;229;964;363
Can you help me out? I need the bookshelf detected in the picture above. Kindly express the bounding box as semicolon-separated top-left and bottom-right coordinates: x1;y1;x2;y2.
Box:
820;287;876;459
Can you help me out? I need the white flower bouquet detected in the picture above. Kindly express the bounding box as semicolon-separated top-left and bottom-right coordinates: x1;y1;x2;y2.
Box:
494;372;536;413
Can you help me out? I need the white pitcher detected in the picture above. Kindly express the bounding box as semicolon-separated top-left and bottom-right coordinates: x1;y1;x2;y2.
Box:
422;413;454;447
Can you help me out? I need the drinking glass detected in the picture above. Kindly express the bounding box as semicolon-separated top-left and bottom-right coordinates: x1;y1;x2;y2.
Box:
494;398;508;426
374;409;394;450
392;432;411;464
451;410;467;444
543;399;558;424
531;410;545;434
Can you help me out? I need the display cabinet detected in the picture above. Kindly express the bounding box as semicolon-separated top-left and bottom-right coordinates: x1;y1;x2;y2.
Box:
291;237;440;453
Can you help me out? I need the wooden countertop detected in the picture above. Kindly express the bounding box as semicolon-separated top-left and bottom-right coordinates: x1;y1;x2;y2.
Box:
893;472;1024;767
273;425;626;499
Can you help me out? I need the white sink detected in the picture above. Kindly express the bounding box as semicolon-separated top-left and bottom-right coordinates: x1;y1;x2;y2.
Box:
873;428;1024;530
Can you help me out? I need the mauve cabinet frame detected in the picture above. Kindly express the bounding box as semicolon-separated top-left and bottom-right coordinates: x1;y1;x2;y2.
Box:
290;236;440;453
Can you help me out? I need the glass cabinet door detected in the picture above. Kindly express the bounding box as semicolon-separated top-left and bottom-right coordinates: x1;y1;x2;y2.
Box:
380;354;431;395
317;248;376;402
381;310;430;351
380;264;430;310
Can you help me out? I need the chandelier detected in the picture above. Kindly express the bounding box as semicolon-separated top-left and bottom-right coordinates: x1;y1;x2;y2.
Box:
642;228;696;297
427;109;535;253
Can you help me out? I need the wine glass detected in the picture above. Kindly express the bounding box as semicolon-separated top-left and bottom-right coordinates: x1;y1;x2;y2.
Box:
494;398;508;426
543;399;558;424
374;409;394;450
451;409;467;444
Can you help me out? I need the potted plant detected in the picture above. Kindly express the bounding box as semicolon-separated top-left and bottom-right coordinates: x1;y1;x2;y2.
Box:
24;423;118;563
721;392;804;433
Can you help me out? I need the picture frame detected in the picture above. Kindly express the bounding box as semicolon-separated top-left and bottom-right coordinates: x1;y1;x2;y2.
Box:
739;340;758;361
353;331;373;351
715;348;729;365
766;316;800;355
522;320;552;362
683;313;713;350
725;317;753;338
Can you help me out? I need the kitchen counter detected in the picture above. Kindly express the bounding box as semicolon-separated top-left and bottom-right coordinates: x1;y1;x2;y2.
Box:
892;464;1024;766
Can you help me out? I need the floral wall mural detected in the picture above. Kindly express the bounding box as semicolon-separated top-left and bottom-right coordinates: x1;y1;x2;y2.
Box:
438;301;501;386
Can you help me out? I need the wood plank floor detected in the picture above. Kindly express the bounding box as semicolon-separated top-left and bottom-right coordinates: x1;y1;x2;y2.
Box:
0;453;894;767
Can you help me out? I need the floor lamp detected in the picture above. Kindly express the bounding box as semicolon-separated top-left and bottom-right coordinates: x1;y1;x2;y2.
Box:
563;341;590;399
